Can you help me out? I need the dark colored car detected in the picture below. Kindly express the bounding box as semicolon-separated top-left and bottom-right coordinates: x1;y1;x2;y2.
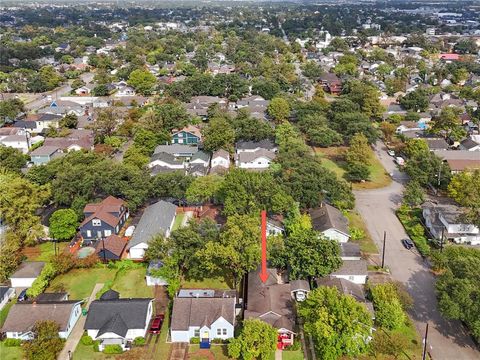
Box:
149;314;165;334
18;289;28;302
401;238;414;250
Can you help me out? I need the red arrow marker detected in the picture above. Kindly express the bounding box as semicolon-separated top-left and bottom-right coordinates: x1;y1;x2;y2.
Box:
260;210;268;283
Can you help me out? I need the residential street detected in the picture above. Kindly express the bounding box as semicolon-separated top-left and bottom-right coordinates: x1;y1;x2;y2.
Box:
354;141;479;360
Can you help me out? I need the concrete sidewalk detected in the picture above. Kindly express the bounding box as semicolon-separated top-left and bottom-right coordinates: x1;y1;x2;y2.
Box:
57;283;104;360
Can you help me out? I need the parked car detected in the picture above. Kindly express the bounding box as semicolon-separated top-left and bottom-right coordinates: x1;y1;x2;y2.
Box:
387;149;395;157
395;157;405;166
401;238;414;250
149;314;165;334
18;289;28;302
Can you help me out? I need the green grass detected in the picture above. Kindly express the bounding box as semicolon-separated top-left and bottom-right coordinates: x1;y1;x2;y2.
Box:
314;147;391;190
111;267;154;298
283;349;304;360
23;241;69;262
72;342;112;360
0;299;16;328
0;341;22;360
172;213;186;231
188;344;230;359
151;305;171;360
48;267;116;300
182;274;232;290
345;211;378;254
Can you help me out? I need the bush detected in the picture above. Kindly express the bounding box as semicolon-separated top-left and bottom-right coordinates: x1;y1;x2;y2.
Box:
396;205;431;257
103;344;123;354
370;283;406;330
345;162;370;182
80;335;93;346
4;338;22;347
93;341;100;352
190;337;200;344
284;340;301;351
133;337;146;346
76;253;98;268
350;227;365;241
211;338;225;344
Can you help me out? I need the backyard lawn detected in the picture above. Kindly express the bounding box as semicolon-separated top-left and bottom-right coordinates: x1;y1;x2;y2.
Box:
0;342;22;360
48;267;117;300
172;212;186;231
314;147;391;190
111;267;154;298
23;241;69;262
345;211;378;254
182;274;232;290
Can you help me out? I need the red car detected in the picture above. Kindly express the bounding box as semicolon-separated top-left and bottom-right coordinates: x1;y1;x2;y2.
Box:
149;314;165;334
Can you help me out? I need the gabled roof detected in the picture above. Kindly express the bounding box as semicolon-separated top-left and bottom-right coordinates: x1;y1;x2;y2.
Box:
2;301;81;333
244;267;295;332
95;235;127;258
316;276;366;302
30;145;61;157
154;144;198;156
340;242;361;258
172;125;202;139
236;139;276;151
237;149;276;163
171;296;235;331
332;260;368;276
212;149;229;160
100;289;120;301
84;299;153;331
191;150;210;163
309;203;349;236
460;138;479;150
150;152;184;166
81;196;126;228
97;313;128;337
127;201;177;249
290;280;310;293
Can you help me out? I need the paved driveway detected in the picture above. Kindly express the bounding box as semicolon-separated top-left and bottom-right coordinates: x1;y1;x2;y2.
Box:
355;141;479;360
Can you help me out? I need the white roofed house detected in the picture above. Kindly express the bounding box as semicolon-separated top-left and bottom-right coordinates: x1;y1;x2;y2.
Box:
127;201;177;260
0;127;30;154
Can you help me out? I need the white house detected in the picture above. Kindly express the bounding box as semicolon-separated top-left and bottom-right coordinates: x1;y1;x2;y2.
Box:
127;201;177;260
267;217;285;236
210;149;230;174
170;289;236;343
85;294;153;351
148;152;185;170
310;203;350;243
423;202;480;245
9;262;45;288
115;85;136;97
236;149;276;170
331;260;368;285
459;137;480;152
0;287;15;311
3;301;82;340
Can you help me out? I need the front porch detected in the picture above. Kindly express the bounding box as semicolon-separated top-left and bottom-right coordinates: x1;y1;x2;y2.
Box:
277;331;294;350
98;337;131;352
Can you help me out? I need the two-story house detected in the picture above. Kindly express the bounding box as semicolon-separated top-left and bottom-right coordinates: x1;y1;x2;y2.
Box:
79;196;129;243
171;125;202;145
235;140;277;170
170;289;236;346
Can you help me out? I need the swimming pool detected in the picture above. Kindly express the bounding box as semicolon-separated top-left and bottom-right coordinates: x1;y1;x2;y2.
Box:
77;246;96;259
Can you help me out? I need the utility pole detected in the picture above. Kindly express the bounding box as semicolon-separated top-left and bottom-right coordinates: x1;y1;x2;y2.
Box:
102;237;106;263
437;161;442;188
422;322;429;360
381;231;386;268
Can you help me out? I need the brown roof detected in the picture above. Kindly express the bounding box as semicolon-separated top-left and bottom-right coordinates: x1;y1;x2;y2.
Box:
244;267;295;332
309;203;349;236
10;262;45;279
171;297;235;331
95;234;127;257
81;196;126;228
316;276;366;302
172;125;202;139
43;129;94;151
2;301;80;333
446;159;480;172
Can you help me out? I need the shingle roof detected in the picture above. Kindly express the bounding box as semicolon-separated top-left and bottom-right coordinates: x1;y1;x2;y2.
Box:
236;139;276;151
340;242;361;258
310;203;349;236
212;149;229;160
127;201;177;249
30;145;61;156
2;301;81;333
290;280;310;292
100;289;120;301
95;235;127;258
81;196;126;228
154;144;198;156
84;299;153;331
10;262;45;279
97;313;129;337
150;152;184;165
191;150;210;163
460;138;479;150
237;149;276;163
171;297;235;331
332;260;368;276
316;276;366;302
0;287;11;300
244;267;295;332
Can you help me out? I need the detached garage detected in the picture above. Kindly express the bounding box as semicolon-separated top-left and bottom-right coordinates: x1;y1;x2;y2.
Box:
9;261;45;288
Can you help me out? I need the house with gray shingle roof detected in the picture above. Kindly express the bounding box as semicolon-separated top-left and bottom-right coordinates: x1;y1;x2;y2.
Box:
127;201;177;260
84;296;153;351
309;203;350;243
170;290;236;343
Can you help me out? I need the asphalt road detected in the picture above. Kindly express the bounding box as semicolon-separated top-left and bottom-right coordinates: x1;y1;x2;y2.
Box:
25;72;94;111
354;141;479;360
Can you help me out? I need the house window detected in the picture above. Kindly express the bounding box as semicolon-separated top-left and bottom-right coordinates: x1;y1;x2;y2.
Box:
104;230;112;237
348;276;355;281
194;329;200;337
86;230;92;238
92;219;101;226
217;329;222;336
222;329;227;335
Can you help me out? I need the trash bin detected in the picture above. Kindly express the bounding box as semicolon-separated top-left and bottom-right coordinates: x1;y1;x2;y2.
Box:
82;308;88;316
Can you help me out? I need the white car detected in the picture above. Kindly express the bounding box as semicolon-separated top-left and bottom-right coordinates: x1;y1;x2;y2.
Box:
387;149;395;157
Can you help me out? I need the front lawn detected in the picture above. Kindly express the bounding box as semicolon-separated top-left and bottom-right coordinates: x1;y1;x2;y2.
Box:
314;147;391;190
72;342;111;360
0;341;22;360
188;344;230;359
283;349;304;360
48;267;117;300
345;211;378;254
23;241;69;262
0;299;16;328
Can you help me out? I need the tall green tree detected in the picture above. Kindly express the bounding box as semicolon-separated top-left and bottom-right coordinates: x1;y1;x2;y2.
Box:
267;97;291;123
23;320;64;360
299;287;373;360
370;283;406;330
49;209;78;241
202;117;236;153
228;319;277;360
128;69;157;95
0;146;27;173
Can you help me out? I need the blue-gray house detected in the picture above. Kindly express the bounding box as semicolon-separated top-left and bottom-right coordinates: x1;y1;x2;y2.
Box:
79;196;129;242
171;125;202;145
